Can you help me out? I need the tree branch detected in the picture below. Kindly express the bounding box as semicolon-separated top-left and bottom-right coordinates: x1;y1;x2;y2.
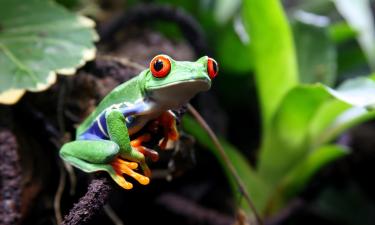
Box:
62;175;112;225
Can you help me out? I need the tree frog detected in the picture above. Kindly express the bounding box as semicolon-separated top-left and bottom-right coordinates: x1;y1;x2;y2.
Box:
60;54;218;190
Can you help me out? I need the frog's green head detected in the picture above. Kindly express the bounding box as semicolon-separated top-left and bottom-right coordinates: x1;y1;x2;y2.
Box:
142;54;218;109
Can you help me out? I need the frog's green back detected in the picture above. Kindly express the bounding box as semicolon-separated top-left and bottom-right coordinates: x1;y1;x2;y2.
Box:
76;74;145;137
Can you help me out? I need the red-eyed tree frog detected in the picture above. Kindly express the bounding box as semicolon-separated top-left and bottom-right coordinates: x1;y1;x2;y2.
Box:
60;54;218;190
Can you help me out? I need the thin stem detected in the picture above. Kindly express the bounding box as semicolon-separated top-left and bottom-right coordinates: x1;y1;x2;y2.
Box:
187;104;264;225
54;161;66;224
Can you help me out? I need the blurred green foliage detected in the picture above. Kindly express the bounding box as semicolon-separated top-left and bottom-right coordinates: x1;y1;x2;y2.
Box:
155;0;375;222
6;0;375;223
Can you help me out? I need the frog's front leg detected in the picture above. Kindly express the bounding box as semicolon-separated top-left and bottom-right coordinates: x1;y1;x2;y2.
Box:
106;110;152;177
60;140;149;189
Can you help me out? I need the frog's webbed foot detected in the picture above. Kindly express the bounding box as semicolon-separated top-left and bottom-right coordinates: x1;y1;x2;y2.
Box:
157;111;179;150
110;157;150;189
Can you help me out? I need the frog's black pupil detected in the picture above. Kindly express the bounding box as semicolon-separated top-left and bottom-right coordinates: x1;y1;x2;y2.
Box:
212;61;218;73
154;59;164;71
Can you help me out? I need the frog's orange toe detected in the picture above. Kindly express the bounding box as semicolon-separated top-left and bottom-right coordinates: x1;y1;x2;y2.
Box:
124;161;138;169
112;174;133;190
111;157;150;187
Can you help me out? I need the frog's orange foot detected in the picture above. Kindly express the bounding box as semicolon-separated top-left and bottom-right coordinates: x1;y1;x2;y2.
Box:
110;157;150;189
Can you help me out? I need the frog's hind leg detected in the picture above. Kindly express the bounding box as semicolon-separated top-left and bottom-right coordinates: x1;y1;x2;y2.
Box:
60;140;119;172
60;140;148;189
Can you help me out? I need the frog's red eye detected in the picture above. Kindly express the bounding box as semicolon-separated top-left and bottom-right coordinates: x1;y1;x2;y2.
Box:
207;57;218;79
150;55;171;78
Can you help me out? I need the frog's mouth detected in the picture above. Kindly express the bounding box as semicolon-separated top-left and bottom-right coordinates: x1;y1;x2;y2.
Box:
147;79;210;110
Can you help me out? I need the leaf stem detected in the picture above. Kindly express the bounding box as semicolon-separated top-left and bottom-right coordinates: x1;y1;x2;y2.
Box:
187;104;264;225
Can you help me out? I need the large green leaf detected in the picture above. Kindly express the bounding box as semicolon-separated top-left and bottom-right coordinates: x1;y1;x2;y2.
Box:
333;0;375;70
242;0;299;134
258;84;331;186
0;0;98;104
292;13;337;85
182;115;270;214
259;77;375;186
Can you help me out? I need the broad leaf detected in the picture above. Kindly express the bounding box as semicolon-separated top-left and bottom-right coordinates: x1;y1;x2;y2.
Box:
308;99;351;147
0;0;98;104
242;0;299;134
258;84;331;186
259;77;375;186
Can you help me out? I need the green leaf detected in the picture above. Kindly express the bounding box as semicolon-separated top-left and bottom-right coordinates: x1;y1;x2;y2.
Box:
258;84;331;186
267;144;349;213
308;99;351;147
259;77;375;186
333;0;375;70
311;77;375;145
182;115;270;214
292;14;337;85
0;0;98;104
242;0;299;134
274;85;330;150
